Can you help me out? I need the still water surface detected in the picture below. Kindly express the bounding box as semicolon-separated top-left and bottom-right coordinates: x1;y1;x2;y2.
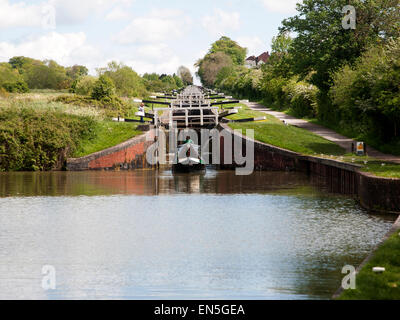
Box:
0;170;395;300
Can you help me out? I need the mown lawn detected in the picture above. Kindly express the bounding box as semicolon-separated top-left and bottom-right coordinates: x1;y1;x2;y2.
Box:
225;103;267;121
73;121;142;158
229;115;346;156
338;230;400;300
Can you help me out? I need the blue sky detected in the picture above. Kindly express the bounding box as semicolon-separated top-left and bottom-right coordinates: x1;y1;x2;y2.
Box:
0;0;300;81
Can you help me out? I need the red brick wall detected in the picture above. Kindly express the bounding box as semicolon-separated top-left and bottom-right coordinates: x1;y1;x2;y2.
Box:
67;130;155;171
88;141;146;169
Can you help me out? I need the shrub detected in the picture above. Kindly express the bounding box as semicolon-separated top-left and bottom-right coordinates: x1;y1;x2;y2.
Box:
99;62;148;97
261;76;289;108
2;80;30;93
283;78;318;117
330;39;400;144
75;76;97;96
0;105;96;171
91;75;115;100
0;87;9;98
54;94;129;117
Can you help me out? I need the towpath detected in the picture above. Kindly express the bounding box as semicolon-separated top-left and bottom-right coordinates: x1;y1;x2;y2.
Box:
244;101;400;164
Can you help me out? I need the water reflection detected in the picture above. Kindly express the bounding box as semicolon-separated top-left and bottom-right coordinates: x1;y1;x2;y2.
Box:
0;169;395;300
0;169;324;197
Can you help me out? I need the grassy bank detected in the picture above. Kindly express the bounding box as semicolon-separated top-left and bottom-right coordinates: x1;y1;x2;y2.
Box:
229;115;345;156
225;103;267;121
0;94;143;171
73;121;141;158
232;100;400;179
338;224;400;300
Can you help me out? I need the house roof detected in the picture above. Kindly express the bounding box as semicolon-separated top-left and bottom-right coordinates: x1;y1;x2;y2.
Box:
245;52;270;64
246;56;256;61
257;52;270;63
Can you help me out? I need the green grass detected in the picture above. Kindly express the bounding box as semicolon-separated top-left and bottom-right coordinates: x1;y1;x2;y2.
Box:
251;100;400;179
307;118;400;157
229;115;346;156
73;121;142;158
225;103;267;121
338;230;400;300
361;162;400;179
257;99;400;156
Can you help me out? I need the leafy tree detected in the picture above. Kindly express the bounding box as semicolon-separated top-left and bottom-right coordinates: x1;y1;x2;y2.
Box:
98;61;147;97
331;39;400;143
25;60;69;89
271;32;293;54
173;74;184;87
143;73;160;81
215;65;236;87
0;63;22;87
196;37;247;87
196;52;233;87
264;32;295;79
2;80;30;93
281;0;400;91
8;56;39;75
91;75;116;100
75;76;97;96
208;36;247;66
66;65;89;80
177;66;193;86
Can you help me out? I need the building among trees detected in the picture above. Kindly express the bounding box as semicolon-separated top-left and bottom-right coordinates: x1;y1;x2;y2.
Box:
245;51;270;68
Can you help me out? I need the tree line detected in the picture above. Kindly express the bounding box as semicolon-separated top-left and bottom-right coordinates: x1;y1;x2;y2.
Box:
195;0;400;155
0;56;193;97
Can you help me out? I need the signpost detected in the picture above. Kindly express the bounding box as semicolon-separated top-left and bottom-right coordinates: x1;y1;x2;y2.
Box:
356;142;365;156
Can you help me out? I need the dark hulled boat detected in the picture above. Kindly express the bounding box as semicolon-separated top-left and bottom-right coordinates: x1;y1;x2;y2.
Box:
172;141;206;173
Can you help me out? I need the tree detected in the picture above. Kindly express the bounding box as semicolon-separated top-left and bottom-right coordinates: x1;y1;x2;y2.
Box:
98;61;147;97
66;65;89;80
177;66;193;86
75;76;97;96
196;52;233;87
196;37;246;87
91;75;116;100
173;74;184;88
0;63;22;87
271;32;293;54
209;36;247;66
264;32;295;79
331;39;400;143
25;60;69;89
8;56;39;75
281;0;400;91
2;80;29;93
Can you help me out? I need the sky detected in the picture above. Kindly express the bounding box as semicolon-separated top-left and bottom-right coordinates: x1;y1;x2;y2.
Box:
0;0;301;83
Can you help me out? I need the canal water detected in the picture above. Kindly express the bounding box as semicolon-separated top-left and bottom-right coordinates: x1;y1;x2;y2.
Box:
0;170;395;300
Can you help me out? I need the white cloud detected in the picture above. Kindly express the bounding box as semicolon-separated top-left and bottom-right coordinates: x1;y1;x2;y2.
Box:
260;0;301;14
201;9;240;36
237;36;267;56
115;9;189;44
53;0;135;24
0;0;43;29
0;32;101;70
134;44;173;60
0;0;136;28
105;6;131;21
125;56;182;75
